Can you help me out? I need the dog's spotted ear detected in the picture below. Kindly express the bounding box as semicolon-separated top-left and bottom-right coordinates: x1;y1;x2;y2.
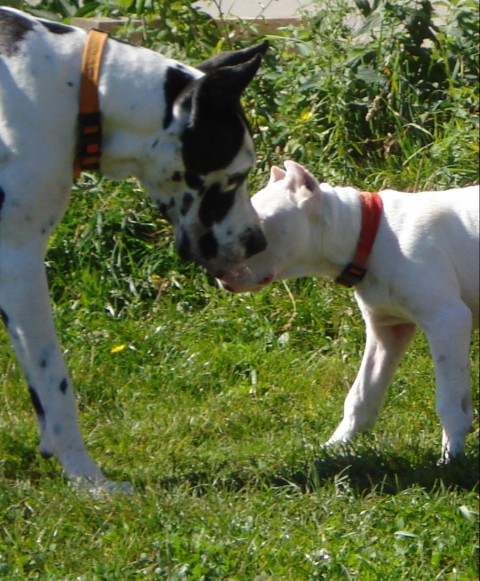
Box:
197;41;269;73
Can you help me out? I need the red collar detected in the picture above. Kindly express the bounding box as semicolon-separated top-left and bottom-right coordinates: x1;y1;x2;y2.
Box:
74;29;109;178
335;191;383;287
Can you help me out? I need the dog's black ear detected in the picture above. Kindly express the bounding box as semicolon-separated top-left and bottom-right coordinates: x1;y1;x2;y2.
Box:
193;55;263;107
178;55;261;174
197;41;268;73
179;55;263;174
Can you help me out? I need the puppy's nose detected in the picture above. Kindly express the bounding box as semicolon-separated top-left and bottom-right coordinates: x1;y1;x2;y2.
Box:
243;226;267;258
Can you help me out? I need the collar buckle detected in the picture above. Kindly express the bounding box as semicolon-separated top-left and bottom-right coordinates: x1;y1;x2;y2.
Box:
76;111;102;172
335;262;367;287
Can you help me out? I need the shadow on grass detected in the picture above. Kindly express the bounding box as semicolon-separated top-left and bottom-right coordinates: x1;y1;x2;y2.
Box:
156;445;479;496
305;446;480;494
1;433;478;495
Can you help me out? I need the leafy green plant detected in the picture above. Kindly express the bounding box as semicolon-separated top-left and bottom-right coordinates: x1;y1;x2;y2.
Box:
249;0;479;188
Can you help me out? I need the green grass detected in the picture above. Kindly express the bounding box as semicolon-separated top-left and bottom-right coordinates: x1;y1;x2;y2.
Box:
0;259;478;578
1;0;479;578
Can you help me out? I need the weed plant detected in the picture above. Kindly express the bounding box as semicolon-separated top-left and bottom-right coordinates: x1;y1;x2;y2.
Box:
1;0;479;578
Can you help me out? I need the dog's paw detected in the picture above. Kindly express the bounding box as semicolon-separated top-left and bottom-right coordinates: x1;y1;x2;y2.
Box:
324;430;355;449
436;451;466;467
70;476;134;497
321;438;355;454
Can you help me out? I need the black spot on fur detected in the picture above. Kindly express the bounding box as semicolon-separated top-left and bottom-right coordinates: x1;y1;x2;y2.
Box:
0;186;5;211
182;108;246;175
242;226;267;258
181;193;194;216
178;230;192;261
176;63;190;73
199;185;235;228
185;171;203;190
0;9;34;57
163;67;194;129
158;198;175;222
0;308;9;328
199;230;218;260
40;20;73;35
59;378;68;394
28;385;46;422
172;171;182;182
40;358;48;369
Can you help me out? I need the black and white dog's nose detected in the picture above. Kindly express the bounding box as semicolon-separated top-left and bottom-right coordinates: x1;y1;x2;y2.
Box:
243;226;267;258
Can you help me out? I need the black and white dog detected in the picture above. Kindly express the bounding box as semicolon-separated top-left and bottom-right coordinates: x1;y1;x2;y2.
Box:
0;7;267;488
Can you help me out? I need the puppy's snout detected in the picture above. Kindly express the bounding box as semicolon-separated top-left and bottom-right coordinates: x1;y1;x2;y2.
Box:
243;226;267;258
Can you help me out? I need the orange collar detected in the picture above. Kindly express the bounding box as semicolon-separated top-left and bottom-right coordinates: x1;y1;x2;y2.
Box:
74;29;109;178
335;191;383;287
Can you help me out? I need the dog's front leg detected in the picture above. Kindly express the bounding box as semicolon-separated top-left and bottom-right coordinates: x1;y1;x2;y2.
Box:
0;247;107;485
421;302;474;463
326;321;416;447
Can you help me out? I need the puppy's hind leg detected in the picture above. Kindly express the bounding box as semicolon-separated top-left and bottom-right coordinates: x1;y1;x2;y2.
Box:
420;301;474;463
326;321;416;447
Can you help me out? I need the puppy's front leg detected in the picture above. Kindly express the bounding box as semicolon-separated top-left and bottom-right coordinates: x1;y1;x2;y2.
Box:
421;301;474;463
326;321;416;446
0;247;106;484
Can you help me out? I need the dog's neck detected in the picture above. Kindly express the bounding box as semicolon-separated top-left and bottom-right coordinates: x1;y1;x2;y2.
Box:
93;40;200;181
316;185;367;278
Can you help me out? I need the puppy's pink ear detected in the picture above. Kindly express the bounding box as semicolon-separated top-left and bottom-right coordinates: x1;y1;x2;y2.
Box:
268;166;286;185
283;161;320;208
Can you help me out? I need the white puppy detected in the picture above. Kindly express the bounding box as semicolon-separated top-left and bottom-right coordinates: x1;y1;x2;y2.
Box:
220;161;479;462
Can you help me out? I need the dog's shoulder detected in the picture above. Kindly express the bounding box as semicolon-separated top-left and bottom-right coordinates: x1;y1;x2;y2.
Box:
377;186;479;259
0;7;78;60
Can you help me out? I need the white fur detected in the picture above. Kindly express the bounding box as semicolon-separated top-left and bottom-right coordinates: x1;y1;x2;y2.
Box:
220;161;479;462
